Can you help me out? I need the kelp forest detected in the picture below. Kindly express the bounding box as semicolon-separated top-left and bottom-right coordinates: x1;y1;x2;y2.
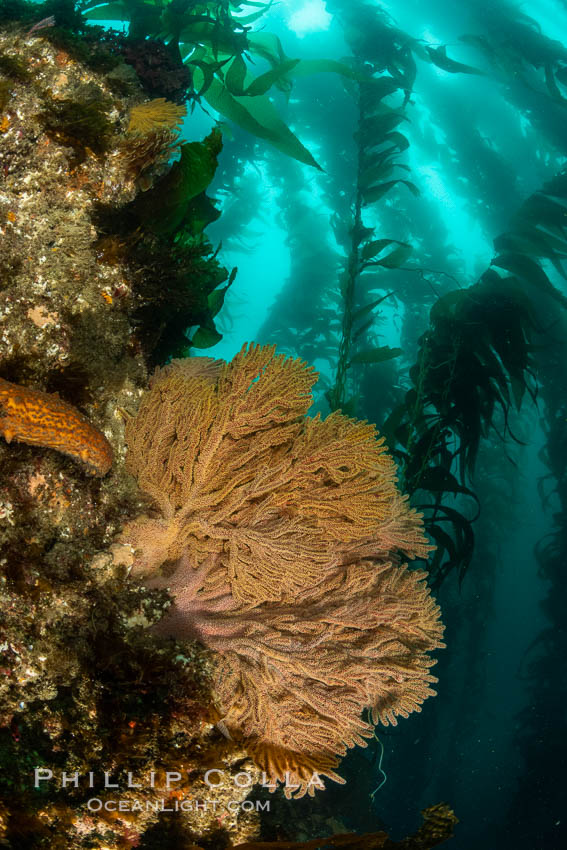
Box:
0;0;565;848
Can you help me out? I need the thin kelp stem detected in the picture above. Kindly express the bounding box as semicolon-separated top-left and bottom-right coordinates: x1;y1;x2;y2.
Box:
328;69;416;414
330;86;365;412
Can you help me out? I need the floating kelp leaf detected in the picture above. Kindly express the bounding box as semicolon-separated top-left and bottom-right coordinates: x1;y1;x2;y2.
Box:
225;54;248;96
363;179;419;204
244;58;301;97
203;77;321;169
491;252;567;307
361;239;399;261
359;161;389;189
521;190;567;232
182;192;221;237
133;129;222;234
397;46;417;103
423;504;476;584
427;522;466;584
495;229;567;279
349;346;402;366
208;267;237;317
360;158;409;188
361;239;412;268
191;325;223;348
361;239;413;269
494;230;567;258
185;56;218;97
352;292;394;323
127;98;186;134
370;75;404;100
361;134;410;182
175;16;247;57
352;318;374;344
380;403;408;449
290;59;395;90
429;288;467;321
382;130;410;152
358;109;408;142
426;45;484;75
428;522;460;571
247;32;287;67
376;242;412;268
416;467;480;512
235;0;276;26
350;221;375;246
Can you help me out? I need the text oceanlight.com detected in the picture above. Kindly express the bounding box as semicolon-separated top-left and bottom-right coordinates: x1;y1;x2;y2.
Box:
86;798;269;814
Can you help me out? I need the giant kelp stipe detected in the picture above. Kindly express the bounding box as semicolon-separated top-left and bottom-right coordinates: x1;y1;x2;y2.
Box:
0;0;566;848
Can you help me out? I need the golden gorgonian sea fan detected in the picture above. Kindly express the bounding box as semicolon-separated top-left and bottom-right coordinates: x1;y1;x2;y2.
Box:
120;344;445;798
127;98;187;135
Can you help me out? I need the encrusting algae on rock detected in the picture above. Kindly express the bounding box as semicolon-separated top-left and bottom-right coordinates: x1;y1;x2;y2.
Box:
0;376;113;476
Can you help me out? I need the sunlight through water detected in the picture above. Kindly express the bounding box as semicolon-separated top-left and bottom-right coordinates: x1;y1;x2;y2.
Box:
287;0;332;37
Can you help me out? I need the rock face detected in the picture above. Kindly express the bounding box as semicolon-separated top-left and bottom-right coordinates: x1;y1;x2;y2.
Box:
0;27;144;380
0;25;148;476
